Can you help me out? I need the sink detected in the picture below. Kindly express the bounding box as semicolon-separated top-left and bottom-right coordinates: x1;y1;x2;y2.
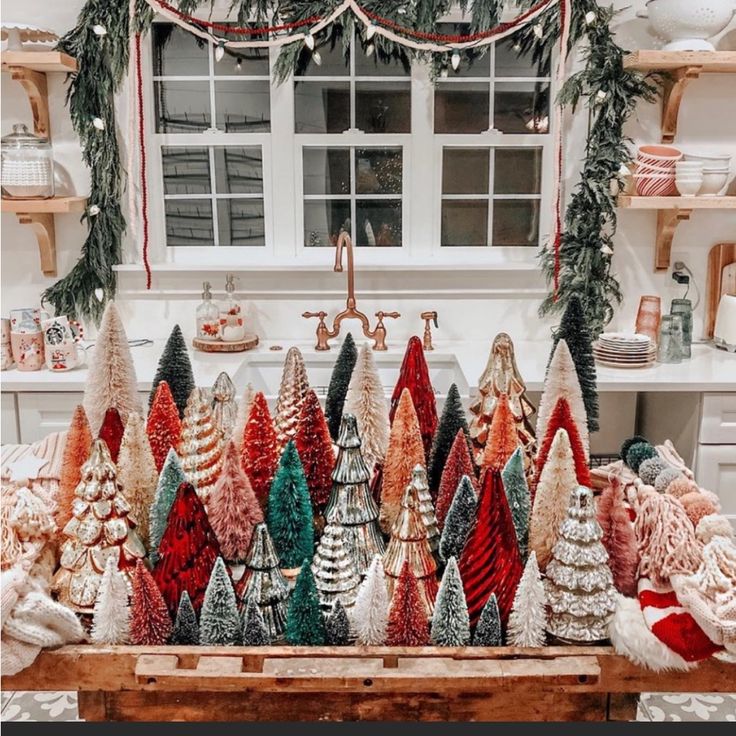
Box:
232;350;469;407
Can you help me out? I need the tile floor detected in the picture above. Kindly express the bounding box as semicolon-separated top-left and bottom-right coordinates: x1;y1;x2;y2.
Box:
1;691;735;721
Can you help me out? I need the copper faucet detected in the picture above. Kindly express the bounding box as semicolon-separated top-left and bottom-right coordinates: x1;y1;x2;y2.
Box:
303;227;400;351
421;311;438;351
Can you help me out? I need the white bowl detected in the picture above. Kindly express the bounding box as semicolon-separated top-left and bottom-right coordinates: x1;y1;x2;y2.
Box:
684;152;732;169
699;171;730;195
643;0;736;51
676;179;703;196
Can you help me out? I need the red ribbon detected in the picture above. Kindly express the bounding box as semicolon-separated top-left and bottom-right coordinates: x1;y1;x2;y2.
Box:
135;32;152;290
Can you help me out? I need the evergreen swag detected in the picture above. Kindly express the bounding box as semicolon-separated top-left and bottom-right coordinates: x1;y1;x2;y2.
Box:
54;0;653;328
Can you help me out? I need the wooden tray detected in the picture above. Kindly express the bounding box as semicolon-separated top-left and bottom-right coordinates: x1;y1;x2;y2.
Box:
192;334;259;353
3;645;734;722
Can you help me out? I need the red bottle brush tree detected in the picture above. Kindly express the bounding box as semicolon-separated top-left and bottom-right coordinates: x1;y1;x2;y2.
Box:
389;336;438;461
208;440;263;565
295;389;335;522
241;392;279;509
152;481;222;616
435;429;478;531
147;381;182;473
458;468;523;627
130;560;173;645
478;393;519;476
385;561;430;646
597;479;638;597
98;407;125;463
533;396;591;495
55;404;92;534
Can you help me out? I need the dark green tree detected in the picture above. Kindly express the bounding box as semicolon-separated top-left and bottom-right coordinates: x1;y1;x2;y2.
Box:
285;560;326;645
550;296;599;433
427;383;471;498
148;448;186;565
472;593;502;646
171;591;199;645
325;333;357;440
325;600;351;646
149;324;195;419
266;441;314;569
501;448;531;564
439;476;477;564
199;557;241;646
241;597;270;646
430;557;470;646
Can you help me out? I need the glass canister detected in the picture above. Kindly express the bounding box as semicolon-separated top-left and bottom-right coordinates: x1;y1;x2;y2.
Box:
658;314;684;364
670;298;693;358
1;123;55;199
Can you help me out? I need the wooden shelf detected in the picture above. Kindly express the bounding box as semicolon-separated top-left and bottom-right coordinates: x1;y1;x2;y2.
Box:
618;195;736;271
623;51;736;143
2;197;87;276
1;50;77;73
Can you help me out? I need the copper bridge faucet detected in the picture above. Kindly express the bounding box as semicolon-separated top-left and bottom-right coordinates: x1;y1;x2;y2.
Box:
303;227;400;351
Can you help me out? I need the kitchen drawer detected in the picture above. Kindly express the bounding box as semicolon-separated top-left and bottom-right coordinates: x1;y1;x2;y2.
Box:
699;393;736;445
694;443;736;527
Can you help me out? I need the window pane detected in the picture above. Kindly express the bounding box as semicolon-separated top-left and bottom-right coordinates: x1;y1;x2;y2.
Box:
303;148;350;195
435;83;490;133
214;147;263;195
495;34;550;77
165;200;213;246
217;199;265;246
494;148;543;194
152;23;209;76
354;48;409;77
296;38;349;76
355;82;411;133
442;149;489;195
162;147;210;195
436;24;490;78
356;200;402;247
304;200;351;247
215;81;270;132
295;81;350;133
442;201;488;246
494;82;550;134
356;148;402;195
492;200;540;246
154;81;210;133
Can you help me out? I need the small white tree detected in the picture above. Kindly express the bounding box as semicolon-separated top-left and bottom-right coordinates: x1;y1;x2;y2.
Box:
351;555;389;645
506;551;546;648
343;344;390;472
430;557;470;646
91;557;131;644
233;382;256;451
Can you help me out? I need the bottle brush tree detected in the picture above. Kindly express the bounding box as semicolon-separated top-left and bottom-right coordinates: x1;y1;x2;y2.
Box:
385;561;430;646
98;407;125;463
501;448;531;564
148;448;187;565
472;593;502;646
435;429;478;531
83;301;142;435
241;596;270;646
352;555;389;645
478;393;519;476
200;557;241;646
241;391;279;509
266;441;314;570
427;383;471;498
596;479;637;597
430;557;470;646
274;346;310;450
506;551;546;647
325;332;357;441
233;382;256;453
325;600;351;646
286;560;326;645
171;590;200;645
91;557;130;645
148;324;195;419
56;404;92;534
130;560;172;645
146;380;182;473
208;440;263;564
439;475;478;564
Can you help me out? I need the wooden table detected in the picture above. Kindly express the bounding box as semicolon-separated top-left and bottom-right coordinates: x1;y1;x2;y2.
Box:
3;645;734;721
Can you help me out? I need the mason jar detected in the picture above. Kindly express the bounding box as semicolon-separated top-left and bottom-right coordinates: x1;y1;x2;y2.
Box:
1;123;55;199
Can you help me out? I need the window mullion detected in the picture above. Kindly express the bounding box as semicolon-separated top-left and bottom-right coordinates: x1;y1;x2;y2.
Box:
209;146;220;246
487;147;495;248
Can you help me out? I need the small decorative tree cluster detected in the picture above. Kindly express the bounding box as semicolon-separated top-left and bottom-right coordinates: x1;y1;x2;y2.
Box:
325;333;357;441
147;380;182;473
240;392;279;508
274;346;310;450
149;324;195;419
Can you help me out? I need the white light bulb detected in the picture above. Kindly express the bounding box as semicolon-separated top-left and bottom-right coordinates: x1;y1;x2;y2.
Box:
600;244;614;256
451;51;461;70
585;11;597;25
366;23;376;40
366;43;375;57
88;205;100;216
236;57;242;71
440;67;449;79
92;24;107;37
215;41;225;62
94;288;105;302
313;50;322;66
513;43;522;52
596;89;608;102
305;32;315;50
92;117;105;131
533;24;543;39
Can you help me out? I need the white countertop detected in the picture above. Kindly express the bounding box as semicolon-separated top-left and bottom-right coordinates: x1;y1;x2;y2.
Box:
2;339;734;394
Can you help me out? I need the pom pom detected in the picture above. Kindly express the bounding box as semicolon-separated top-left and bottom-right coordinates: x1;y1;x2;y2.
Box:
696;514;735;544
679;492;718;528
699;489;721;512
666;477;699;499
654;467;683;494
620;435;647;464
625;441;657;472
638;456;668;486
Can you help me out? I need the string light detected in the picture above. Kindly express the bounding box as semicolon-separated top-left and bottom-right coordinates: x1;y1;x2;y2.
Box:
313;50;322;65
92;117;105;131
533;24;544;39
440;67;449;78
215;39;226;62
94;288;105;302
92;24;107;36
304;32;315;50
366;43;375;57
236;56;242;71
513;42;522;51
585;11;597;25
451;51;461;70
88;205;100;216
595;89;608;102
366;21;376;40
600;244;613;256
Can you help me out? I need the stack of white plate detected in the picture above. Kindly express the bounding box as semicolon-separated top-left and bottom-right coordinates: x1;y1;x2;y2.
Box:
593;333;656;368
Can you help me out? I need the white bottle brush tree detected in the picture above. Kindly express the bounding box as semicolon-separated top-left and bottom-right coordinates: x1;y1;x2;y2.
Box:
506;551;546;648
351;554;389;645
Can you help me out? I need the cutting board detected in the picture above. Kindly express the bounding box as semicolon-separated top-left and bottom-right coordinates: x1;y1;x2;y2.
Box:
706;243;736;338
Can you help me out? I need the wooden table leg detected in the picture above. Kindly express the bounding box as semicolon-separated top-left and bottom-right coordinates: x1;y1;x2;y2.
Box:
607;693;640;721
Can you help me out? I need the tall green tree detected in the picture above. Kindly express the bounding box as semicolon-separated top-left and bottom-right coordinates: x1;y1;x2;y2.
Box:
501;448;531;564
199;557;241;646
439;476;477;564
286;560;326;645
266;441;314;569
325;333;357;440
149;324;195;419
430;557;470;646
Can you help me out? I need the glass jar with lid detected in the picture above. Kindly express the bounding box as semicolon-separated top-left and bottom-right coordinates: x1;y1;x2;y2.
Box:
1;123;55;199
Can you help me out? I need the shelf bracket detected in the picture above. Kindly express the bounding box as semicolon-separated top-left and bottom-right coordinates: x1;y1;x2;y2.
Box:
655;209;691;271
16;212;57;276
661;66;701;144
7;65;50;138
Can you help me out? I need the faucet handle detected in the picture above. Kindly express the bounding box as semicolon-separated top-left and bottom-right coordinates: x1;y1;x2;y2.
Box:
303;310;328;320
303;311;331;351
376;311;400;320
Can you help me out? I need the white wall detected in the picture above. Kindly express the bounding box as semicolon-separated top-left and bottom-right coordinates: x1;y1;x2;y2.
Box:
2;2;735;354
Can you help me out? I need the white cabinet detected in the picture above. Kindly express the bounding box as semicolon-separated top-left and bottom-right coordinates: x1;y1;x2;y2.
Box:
1;393;19;444
694;444;736;526
699;393;736;444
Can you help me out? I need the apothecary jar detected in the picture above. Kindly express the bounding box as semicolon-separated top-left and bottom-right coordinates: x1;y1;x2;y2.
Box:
1;124;55;199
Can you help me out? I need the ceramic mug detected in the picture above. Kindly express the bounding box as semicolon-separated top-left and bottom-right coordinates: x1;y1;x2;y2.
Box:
10;330;45;371
1;318;10;345
1;343;14;371
9;307;50;334
41;316;86;371
45;343;87;372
